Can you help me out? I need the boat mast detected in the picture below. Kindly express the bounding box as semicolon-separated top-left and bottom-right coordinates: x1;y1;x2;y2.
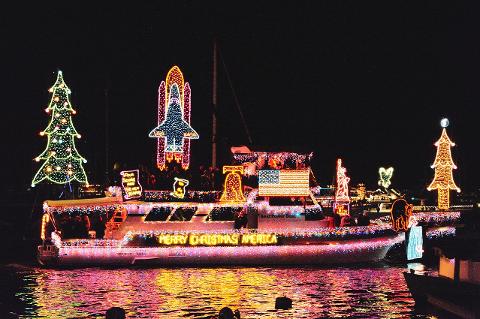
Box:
212;38;217;170
105;86;110;184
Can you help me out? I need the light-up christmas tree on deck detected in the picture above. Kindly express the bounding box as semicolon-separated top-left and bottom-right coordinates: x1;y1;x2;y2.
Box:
427;119;460;210
32;71;88;187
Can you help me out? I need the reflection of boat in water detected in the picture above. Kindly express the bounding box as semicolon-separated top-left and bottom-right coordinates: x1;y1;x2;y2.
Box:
37;192;404;266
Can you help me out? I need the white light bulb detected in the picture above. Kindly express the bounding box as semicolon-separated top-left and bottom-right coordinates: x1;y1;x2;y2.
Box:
440;118;449;128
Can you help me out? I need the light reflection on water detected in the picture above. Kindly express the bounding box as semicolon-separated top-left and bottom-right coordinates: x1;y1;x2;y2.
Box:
1;265;440;318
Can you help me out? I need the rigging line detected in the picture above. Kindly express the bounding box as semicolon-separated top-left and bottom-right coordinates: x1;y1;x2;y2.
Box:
310;168;319;186
217;45;253;145
24;186;40;240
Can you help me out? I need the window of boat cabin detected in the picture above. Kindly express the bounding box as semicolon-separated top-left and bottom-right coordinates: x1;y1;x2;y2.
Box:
53;208;114;239
304;207;324;220
145;206;173;221
268;197;305;206
169;207;197;221
268;197;323;220
207;207;243;221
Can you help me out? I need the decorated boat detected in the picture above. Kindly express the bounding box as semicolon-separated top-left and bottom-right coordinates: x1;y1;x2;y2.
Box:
33;66;461;267
37;189;405;266
36;182;461;267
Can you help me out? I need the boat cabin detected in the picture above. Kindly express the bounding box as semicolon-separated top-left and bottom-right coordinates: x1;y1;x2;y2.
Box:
40;187;328;242
436;245;480;284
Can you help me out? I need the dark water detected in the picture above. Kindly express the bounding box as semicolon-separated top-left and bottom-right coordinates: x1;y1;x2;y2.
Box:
0;264;445;319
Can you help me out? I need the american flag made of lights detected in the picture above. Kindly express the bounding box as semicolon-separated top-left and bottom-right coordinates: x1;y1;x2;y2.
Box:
258;169;310;196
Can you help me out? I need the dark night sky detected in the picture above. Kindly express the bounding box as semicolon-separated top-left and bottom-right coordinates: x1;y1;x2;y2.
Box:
2;2;480;194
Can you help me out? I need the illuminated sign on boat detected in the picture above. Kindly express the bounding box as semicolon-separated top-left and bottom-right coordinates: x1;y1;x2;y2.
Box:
155;233;277;246
120;170;143;200
157;234;188;245
240;234;277;245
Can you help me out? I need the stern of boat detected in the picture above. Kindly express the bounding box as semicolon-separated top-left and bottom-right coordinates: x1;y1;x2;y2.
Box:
37;244;59;266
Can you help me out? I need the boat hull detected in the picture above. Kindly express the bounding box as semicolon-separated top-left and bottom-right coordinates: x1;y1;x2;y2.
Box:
404;272;480;303
403;272;480;318
38;235;401;267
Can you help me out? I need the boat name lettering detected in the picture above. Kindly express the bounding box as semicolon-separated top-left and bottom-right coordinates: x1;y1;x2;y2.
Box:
259;213;302;219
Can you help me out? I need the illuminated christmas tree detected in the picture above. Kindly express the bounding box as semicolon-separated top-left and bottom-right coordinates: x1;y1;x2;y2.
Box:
32;71;88;187
427;119;460;210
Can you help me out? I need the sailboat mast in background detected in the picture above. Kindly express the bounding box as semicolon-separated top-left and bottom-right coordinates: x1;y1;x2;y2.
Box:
212;39;218;170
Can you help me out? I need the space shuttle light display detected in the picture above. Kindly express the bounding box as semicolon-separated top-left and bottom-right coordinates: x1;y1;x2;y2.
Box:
149;66;199;170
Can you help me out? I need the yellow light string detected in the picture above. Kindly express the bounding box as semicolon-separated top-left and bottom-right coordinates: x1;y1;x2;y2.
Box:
41;213;50;240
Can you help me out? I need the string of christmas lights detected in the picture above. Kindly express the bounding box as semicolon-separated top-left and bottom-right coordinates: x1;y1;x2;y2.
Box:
53;235;404;263
144;190;221;202
46;204;120;214
425;226;456;239
233;152;313;174
411;211;461;224
377;211;461;226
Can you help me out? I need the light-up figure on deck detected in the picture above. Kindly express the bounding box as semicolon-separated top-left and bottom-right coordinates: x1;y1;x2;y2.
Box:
171;177;189;199
220;166;246;203
390;199;413;232
334;159;350;216
149;66;199;170
378;167;394;189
